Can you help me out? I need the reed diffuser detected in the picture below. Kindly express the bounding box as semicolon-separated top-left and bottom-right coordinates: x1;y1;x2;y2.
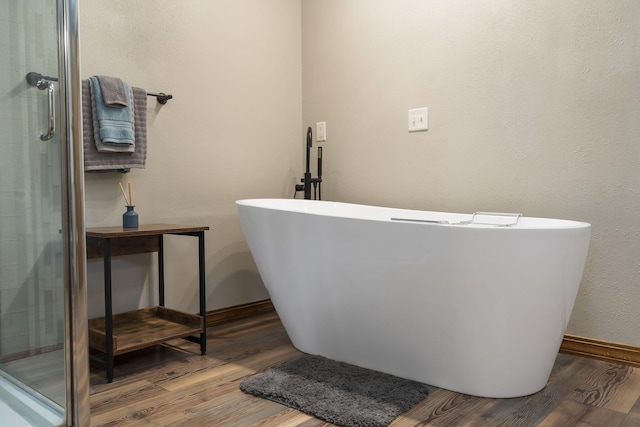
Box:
119;181;138;228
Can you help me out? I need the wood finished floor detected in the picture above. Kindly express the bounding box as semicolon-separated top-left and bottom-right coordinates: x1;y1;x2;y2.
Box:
89;312;640;426
2;350;66;406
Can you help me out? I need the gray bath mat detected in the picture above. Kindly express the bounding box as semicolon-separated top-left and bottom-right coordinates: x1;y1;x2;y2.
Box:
240;354;430;427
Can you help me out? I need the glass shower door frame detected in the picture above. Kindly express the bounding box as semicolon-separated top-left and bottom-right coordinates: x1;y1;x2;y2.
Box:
1;0;89;424
2;0;88;423
57;0;90;425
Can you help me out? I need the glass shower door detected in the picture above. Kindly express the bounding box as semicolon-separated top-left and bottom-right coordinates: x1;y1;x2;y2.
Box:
0;0;78;425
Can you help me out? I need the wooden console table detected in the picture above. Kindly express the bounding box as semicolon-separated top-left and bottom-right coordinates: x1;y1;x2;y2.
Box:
86;224;209;382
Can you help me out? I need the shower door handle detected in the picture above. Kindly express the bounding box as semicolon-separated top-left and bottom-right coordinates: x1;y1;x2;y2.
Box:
26;72;56;141
37;79;56;141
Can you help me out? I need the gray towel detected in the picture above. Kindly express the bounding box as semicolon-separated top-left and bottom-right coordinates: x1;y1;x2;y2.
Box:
82;80;148;172
96;75;128;107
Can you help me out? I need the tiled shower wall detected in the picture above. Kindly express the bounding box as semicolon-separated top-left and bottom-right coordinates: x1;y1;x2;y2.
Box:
0;0;65;360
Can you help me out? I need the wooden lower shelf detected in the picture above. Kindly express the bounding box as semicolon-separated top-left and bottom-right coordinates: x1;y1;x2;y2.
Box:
88;307;203;356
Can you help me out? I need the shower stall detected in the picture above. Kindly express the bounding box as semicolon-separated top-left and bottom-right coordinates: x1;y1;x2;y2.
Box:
0;0;89;426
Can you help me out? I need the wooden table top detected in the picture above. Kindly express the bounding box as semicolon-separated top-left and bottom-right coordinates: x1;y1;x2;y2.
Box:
86;224;209;238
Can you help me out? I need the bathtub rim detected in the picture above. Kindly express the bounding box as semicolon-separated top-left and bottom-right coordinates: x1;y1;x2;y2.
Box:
236;198;591;230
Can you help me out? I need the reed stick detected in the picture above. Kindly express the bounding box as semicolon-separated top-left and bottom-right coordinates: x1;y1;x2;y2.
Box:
118;182;130;206
128;181;133;206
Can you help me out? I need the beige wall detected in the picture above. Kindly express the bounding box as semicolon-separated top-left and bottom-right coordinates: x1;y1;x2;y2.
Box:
302;1;640;345
81;1;640;347
80;0;302;317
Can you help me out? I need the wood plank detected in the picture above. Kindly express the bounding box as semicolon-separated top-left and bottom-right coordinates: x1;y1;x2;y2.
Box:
157;306;203;329
89;379;158;416
561;334;640;368
160;344;297;392
0;343;63;364
87;327;116;354
93;368;278;426
250;409;323;427
1;350;67;405
89;308;158;328
88;307;202;355
569;362;640;413
90;368;240;426
85;224;209;238
206;299;275;327
175;392;287;427
436;355;576;426
622;395;640;427
538;399;627;427
86;235;160;259
89;345;195;395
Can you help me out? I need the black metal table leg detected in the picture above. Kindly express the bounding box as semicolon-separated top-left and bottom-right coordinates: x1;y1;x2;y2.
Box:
102;238;114;383
198;231;207;355
158;235;164;307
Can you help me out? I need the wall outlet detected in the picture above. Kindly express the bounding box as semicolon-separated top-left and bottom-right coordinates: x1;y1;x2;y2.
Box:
316;121;326;142
408;108;428;132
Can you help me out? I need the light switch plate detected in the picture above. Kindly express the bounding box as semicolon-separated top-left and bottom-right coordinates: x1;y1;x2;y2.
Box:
316;121;326;142
408;108;428;132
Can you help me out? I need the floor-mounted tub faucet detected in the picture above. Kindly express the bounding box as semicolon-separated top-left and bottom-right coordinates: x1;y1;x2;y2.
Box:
294;126;322;200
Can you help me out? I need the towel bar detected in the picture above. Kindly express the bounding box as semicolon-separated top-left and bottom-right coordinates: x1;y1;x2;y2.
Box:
28;72;172;105
146;92;172;104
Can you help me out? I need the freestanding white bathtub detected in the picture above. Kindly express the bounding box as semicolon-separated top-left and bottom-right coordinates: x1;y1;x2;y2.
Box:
236;198;591;398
